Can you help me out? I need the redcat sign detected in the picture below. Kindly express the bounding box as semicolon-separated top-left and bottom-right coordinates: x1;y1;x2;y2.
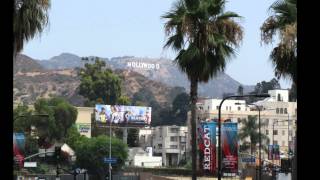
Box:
199;122;216;175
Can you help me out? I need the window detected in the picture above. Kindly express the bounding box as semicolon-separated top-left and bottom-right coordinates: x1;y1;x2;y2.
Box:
265;119;269;125
282;130;285;136
284;108;287;114
280;108;283;114
277;94;281;101
229;106;232;111
295;108;297;115
290;120;294;126
180;136;186;142
170;128;179;133
158;144;162;149
170;136;178;142
266;130;269;135
238;107;241;111
289;130;293;136
273;140;278;145
274;119;278;125
273;130;278;135
226;106;228;110
216;106;219;110
170;145;178;149
276;108;279;114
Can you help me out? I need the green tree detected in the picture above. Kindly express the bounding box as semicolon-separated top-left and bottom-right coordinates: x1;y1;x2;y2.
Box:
33;97;78;146
66;125;87;150
247;78;281;103
261;0;297;86
162;1;243;178
238;115;269;155
117;95;131;105
13;104;33;133
14;0;50;61
237;85;244;96
79;58;122;106
74;135;128;180
127;128;139;147
172;92;190;125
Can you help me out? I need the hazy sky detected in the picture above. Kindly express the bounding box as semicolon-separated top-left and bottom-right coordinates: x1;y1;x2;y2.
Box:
22;0;292;88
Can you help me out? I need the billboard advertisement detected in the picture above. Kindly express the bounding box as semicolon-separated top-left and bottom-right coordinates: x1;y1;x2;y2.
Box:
198;122;217;175
222;123;238;176
273;144;280;160
95;104;151;126
13;133;25;153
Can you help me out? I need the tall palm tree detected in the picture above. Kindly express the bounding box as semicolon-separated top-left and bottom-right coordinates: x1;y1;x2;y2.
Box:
13;0;51;62
162;0;243;179
239;115;269;155
261;0;297;86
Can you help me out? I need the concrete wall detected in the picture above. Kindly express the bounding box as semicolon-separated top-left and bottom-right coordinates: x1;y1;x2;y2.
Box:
134;155;162;167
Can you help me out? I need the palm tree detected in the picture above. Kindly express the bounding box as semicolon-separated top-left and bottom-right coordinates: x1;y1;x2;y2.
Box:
239;115;269;155
261;0;297;86
162;0;243;179
13;0;51;62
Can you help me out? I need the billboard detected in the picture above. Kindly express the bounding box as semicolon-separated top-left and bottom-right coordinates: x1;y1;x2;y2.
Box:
198;122;217;175
222;123;238;176
273;144;280;160
268;145;273;160
268;144;280;160
95;104;151;126
13;133;25;153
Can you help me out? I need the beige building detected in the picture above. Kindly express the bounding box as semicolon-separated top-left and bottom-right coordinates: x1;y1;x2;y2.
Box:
186;89;297;162
75;107;94;138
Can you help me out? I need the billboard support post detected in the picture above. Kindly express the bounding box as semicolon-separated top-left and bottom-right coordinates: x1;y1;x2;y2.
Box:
123;127;128;144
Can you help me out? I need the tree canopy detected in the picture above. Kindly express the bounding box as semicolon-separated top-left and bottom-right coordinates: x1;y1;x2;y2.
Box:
79;58;122;106
72;135;128;179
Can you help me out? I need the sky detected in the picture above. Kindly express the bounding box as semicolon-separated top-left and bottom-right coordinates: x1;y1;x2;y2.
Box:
22;0;292;88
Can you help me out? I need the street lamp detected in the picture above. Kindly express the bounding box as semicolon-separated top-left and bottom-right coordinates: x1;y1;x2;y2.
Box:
217;94;270;180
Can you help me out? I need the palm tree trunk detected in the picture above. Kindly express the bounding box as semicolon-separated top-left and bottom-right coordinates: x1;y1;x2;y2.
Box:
190;77;198;180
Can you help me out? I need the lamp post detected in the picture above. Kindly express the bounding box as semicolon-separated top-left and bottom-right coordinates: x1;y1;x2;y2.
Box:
217;94;270;180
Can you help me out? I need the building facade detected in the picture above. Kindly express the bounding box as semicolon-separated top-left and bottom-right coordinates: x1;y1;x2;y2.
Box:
152;125;188;167
186;89;297;163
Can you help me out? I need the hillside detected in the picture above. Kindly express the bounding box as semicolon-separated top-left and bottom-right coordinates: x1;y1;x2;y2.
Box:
13;55;178;106
36;53;255;97
14;54;44;73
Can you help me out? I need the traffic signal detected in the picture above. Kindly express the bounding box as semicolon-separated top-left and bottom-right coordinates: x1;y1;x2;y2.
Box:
55;146;61;161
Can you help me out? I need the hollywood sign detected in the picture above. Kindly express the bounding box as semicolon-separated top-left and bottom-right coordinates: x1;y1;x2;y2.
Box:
127;61;160;70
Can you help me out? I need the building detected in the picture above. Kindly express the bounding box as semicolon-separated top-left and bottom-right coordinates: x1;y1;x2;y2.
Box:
187;89;297;163
138;128;153;149
152;125;188;167
126;147;162;168
75;107;94;138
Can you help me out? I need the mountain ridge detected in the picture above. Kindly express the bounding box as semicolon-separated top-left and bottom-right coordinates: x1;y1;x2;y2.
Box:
35;52;255;98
